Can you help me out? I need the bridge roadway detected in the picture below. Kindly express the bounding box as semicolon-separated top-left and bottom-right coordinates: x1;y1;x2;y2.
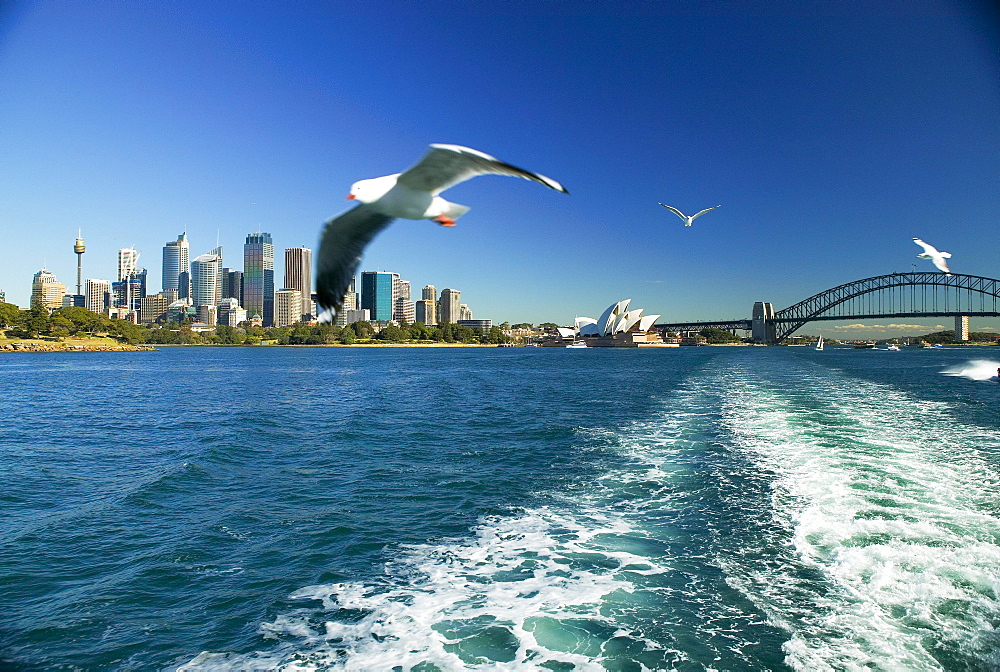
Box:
654;272;1000;344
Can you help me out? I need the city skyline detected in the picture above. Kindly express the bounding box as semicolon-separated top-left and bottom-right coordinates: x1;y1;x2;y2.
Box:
1;2;997;338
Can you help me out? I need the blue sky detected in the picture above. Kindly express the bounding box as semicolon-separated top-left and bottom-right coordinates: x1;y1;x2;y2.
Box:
1;0;997;336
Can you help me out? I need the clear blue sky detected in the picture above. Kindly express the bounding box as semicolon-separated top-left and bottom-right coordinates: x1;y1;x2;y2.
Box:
1;0;997;336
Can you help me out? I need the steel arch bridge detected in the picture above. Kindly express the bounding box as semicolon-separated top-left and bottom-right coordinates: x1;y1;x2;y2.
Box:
655;272;1000;344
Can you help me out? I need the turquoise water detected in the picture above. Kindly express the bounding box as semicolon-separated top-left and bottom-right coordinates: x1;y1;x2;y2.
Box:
2;346;999;670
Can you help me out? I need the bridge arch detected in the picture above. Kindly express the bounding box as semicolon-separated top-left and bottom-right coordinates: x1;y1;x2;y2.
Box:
772;272;1000;343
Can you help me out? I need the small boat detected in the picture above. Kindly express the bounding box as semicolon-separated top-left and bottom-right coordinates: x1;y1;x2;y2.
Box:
815;335;824;351
853;341;876;349
886;343;900;351
565;340;588;348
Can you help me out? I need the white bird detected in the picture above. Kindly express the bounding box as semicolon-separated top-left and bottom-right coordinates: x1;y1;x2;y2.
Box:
913;237;952;275
316;144;567;313
658;203;720;226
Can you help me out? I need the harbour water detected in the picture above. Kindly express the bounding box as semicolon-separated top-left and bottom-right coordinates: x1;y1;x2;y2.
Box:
2;345;999;670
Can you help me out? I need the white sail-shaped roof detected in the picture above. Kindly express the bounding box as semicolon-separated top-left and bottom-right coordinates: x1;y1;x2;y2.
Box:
579;323;601;336
556;327;575;339
638;314;660;333
619;309;644;333
575;316;597;329
599;299;631;335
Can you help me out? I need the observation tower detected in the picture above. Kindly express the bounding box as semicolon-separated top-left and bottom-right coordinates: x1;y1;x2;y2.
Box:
73;230;86;296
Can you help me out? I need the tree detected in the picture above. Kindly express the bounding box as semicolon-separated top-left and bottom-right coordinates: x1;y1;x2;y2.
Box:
350;321;374;339
213;324;241;344
339;328;356;344
699;327;741;344
0;302;23;330
377;325;406;342
21;309;51;338
53;306;104;335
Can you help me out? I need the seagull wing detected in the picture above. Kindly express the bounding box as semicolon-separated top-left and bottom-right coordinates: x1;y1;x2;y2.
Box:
316;204;395;312
658;204;689;222
932;256;951;274
396;144;567;195
913;238;938;255
690;205;721;220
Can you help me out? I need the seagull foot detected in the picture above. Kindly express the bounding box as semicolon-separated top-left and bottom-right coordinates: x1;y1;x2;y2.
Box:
433;215;456;227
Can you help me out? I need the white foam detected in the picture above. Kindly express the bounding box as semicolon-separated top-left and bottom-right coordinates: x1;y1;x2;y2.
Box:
716;363;1000;670
941;359;1000;381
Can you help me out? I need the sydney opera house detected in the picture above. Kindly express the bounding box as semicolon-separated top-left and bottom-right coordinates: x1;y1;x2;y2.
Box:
560;299;672;347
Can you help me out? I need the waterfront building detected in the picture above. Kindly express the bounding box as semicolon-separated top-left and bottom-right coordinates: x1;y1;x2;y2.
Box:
361;271;396;322
217;298;247;327
458;319;492;331
140;294;170;324
284;247;312;319
422;285;437;303
415;299;436;326
576;299;668;347
244;233;275;327
396;298;416;324
195;304;218;326
460;304;473;321
955;315;969;342
275;289;303;328
31;269;65;312
191;253;222;307
439;288;460;323
162;233;190;294
222;269;243;305
85;279;111;314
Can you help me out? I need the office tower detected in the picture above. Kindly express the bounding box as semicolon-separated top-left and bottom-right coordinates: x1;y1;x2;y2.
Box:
244;233;275;326
439;288;461;323
422;285;437;303
222;269;243;305
343;308;370;324
361;271;396;322
209;246;224;306
955;315;969;342
217;298;247;327
460;304;473;321
117;247;139;282
396;298;416;324
73;230;85;296
162;233;190;293
415;299;436;325
31;269;65;311
284;247;312;318
275;289;303;327
140;294;169;324
334;277;357;327
191;253;222;307
111;278;143;311
85;279;111;313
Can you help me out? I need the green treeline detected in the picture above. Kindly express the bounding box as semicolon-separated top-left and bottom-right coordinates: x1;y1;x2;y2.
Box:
0;302;511;346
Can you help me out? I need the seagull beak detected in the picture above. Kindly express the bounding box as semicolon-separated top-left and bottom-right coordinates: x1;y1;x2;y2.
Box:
346;194;356;200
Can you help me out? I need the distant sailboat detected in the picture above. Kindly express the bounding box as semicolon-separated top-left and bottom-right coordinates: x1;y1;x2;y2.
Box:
815;335;824;351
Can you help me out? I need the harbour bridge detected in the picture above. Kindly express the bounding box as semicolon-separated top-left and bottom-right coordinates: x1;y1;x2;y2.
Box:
655;272;1000;345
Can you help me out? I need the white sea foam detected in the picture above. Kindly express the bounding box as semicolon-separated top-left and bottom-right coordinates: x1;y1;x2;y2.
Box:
941;359;1000;381
716;364;1000;670
180;507;671;671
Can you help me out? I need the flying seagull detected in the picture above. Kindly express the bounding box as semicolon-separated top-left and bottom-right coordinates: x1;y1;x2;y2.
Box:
658;203;721;226
913;237;952;275
316;144;567;314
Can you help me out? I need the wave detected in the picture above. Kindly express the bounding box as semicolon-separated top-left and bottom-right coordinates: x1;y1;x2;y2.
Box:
715;360;1000;670
941;359;1000;382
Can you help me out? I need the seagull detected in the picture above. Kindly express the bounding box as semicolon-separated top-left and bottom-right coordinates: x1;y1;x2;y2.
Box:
658;203;721;226
316;144;567;314
913;237;952;275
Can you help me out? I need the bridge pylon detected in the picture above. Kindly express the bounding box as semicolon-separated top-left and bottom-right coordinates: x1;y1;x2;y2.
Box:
752;301;776;344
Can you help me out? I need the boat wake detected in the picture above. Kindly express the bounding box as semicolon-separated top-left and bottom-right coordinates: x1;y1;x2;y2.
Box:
941;359;1000;381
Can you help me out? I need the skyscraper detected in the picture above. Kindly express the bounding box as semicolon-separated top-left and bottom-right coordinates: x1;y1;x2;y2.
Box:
85;279;110;313
275;289;303;327
31;269;65;311
415;299;436;325
284;247;313;320
118;247;139;282
361;271;396;322
244;233;275;326
191;253;222;307
222;268;243;306
422;285;437;303
162;233;190;294
439;288;461;324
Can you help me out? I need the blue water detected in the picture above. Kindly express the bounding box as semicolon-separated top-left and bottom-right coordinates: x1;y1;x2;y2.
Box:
2;345;999;671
